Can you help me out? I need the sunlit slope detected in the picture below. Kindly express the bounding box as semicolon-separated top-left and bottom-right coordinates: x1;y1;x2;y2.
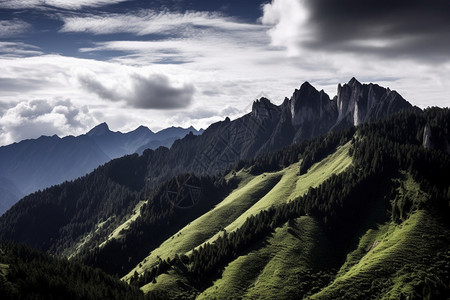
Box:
131;143;352;287
194;142;352;253
219;142;352;236
66;200;147;259
197;216;333;300
123;171;282;281
99;200;146;247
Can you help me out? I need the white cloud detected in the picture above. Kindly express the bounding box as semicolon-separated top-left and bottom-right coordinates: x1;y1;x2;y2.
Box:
0;0;130;10
60;10;263;36
0;98;95;145
260;0;310;56
0;42;43;58
0;20;31;38
2;39;449;148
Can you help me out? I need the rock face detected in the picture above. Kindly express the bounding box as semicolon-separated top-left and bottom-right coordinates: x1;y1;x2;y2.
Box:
254;77;413;145
278;77;412;141
423;124;433;149
333;78;412;130
180;78;413;176
290;82;338;142
422;122;450;154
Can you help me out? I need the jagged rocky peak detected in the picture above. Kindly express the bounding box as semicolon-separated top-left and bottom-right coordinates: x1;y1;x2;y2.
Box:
290;81;336;128
348;76;361;87
87;122;110;136
336;77;365;125
251;97;279;119
252;97;271;107
335;77;412;127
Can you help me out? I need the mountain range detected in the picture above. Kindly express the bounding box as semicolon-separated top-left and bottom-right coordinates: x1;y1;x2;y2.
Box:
0;78;416;255
1;78;449;299
0;124;203;215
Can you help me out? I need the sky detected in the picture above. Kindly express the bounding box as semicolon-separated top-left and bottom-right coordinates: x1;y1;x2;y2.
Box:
0;0;449;146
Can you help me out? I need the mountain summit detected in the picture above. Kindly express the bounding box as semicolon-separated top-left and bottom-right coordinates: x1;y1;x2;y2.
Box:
86;122;111;136
335;78;411;128
174;78;413;175
285;78;413;141
242;78;413;152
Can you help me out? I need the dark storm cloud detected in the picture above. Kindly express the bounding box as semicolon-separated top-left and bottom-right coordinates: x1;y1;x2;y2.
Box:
78;74;119;101
78;73;194;109
131;74;195;109
303;0;450;58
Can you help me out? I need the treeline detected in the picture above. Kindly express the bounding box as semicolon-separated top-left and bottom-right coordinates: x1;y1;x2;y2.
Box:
0;242;145;300
298;128;354;175
131;108;450;299
235;127;355;176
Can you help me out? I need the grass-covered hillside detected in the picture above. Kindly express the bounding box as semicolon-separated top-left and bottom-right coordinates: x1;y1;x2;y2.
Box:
123;141;352;285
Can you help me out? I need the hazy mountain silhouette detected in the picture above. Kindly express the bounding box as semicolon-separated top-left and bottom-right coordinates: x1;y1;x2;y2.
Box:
0;125;202;215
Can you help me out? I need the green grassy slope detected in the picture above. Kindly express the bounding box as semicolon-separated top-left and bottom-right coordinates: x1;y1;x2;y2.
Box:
142;169;449;300
197;216;333;300
99;200;147;247
125;143;351;283
123;171;282;281
310;173;450;300
311;209;450;300
220;142;352;237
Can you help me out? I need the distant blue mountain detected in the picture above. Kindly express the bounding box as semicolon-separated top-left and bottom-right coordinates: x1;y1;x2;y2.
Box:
0;124;203;215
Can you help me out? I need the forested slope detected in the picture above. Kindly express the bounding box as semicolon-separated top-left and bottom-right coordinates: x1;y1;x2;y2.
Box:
0;243;144;300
